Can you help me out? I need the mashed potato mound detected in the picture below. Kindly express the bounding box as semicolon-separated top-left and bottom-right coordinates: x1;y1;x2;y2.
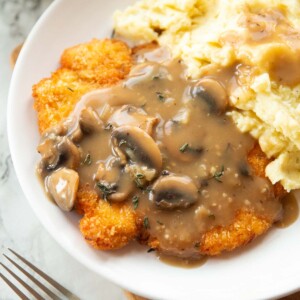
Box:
114;0;300;191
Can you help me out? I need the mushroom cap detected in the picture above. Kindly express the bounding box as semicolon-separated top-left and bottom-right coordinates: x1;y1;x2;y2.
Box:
37;134;81;174
191;78;228;115
111;125;162;173
46;168;79;211
108;105;159;136
150;175;198;210
79;107;104;134
95;157;134;202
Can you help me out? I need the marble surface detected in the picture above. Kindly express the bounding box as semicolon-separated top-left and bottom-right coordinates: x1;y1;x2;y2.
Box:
0;0;126;299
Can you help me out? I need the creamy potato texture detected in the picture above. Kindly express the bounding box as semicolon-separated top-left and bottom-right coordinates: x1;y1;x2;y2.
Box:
114;0;300;191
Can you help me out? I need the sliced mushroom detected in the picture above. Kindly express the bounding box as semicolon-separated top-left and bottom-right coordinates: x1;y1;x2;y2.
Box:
68;123;83;143
111;125;162;176
108;105;159;136
79;107;103;134
191;78;228;115
37;134;81;174
46;168;79;211
95;157;134;202
150;175;198;210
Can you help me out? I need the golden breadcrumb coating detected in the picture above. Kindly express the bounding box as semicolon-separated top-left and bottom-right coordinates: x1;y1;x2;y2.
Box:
60;39;132;85
77;186;139;250
200;210;271;255
33;69;98;133
33;39;132;133
247;144;285;198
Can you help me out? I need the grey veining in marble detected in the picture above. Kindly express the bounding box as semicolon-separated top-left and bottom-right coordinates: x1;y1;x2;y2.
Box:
0;1;127;299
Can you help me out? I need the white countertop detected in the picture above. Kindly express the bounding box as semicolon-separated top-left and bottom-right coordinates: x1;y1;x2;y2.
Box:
0;1;126;299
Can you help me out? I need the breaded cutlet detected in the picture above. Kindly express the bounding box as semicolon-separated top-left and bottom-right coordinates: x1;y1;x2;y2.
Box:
33;39;138;250
33;39;285;254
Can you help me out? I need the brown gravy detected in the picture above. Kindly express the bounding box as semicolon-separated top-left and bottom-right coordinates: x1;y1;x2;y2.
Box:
37;47;283;258
157;253;207;268
275;193;299;228
221;8;300;86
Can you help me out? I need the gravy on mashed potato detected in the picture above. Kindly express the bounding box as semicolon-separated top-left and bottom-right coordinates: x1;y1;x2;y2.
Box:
114;0;300;191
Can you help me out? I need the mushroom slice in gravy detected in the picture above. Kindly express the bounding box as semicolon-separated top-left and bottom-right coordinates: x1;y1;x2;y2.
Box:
95;157;134;202
191;78;228;115
79;107;104;134
150;175;198;209
108;105;159;136
37;134;81;174
46;168;79;211
111;125;162;178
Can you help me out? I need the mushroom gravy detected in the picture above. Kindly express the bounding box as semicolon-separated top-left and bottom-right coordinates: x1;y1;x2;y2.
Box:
37;47;283;258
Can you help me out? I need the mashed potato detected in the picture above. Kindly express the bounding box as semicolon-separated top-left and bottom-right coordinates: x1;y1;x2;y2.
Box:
114;0;300;191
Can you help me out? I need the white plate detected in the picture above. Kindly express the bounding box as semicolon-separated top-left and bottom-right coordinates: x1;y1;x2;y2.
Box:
7;0;300;299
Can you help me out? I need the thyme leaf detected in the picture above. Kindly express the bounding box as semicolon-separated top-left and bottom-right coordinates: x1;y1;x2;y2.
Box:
83;153;92;165
179;143;203;154
132;195;139;210
67;87;74;92
96;182;116;200
179;143;189;153
156;92;166;102
213;165;225;182
143;217;150;229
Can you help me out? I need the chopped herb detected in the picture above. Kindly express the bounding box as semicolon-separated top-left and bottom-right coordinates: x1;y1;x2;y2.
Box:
179;143;189;153
179;143;203;154
135;174;145;189
83;153;92;165
156;220;164;225
194;242;200;249
152;74;161;80
132;195;139;210
156;92;166;102
143;217;150;229
213;165;225;182
147;248;155;253
104;123;113;131
67;87;74;92
208;214;216;220
96;182;116;200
